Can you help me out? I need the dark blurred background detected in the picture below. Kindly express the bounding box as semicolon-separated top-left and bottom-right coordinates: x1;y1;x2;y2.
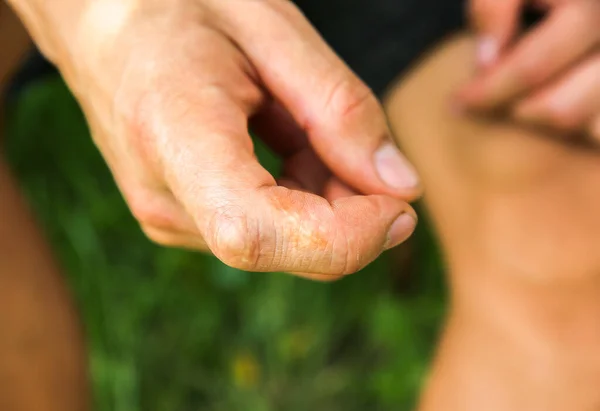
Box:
5;72;447;411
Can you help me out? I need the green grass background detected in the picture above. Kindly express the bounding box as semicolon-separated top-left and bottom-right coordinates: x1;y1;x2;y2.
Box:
5;76;447;411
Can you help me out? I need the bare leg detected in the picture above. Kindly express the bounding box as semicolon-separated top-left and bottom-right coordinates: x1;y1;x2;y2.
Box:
0;3;90;410
385;34;600;411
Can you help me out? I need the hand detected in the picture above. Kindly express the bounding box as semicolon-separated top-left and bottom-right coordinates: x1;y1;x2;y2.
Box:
459;0;600;140
466;0;572;68
13;0;421;280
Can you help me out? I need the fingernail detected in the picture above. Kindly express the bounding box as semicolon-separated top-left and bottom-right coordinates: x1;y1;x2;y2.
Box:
385;212;417;250
374;142;420;190
477;36;499;69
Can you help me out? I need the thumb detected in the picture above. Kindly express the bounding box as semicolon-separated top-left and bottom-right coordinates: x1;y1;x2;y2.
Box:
469;0;525;68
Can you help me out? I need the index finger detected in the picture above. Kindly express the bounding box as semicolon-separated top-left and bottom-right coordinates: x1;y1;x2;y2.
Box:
147;76;417;275
469;0;525;67
211;0;422;201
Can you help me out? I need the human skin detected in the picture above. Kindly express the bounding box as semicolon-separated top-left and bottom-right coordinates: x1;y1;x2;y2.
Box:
0;3;90;411
385;34;600;411
0;162;91;411
6;0;423;281
4;0;600;409
463;0;600;138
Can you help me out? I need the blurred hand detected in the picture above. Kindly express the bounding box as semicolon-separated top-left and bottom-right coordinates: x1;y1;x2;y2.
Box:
36;0;420;279
466;0;570;66
460;0;600;140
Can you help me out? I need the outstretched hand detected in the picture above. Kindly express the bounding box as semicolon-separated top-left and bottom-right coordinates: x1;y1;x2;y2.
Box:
18;0;421;279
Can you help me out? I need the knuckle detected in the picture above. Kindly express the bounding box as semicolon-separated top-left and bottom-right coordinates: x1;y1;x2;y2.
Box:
114;81;162;161
119;88;154;135
114;58;183;157
324;77;377;122
207;206;261;270
113;54;158;126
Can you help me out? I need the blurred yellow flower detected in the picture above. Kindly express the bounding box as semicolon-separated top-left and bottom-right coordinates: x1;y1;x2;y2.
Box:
279;327;315;361
231;351;261;389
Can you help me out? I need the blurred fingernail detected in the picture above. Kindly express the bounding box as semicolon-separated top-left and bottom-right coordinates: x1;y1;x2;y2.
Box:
385;212;417;250
374;142;420;190
477;36;499;68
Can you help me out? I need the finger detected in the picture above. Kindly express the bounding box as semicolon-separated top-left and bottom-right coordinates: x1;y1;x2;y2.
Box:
532;0;572;8
212;0;421;200
142;226;210;252
323;178;358;201
513;55;600;132
469;0;525;67
156;94;416;274
252;102;334;194
124;187;201;233
458;0;600;111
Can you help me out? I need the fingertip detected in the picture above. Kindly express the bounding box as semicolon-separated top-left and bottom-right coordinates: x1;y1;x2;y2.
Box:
476;36;500;69
384;211;418;250
470;0;523;52
331;194;415;267
373;142;422;198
